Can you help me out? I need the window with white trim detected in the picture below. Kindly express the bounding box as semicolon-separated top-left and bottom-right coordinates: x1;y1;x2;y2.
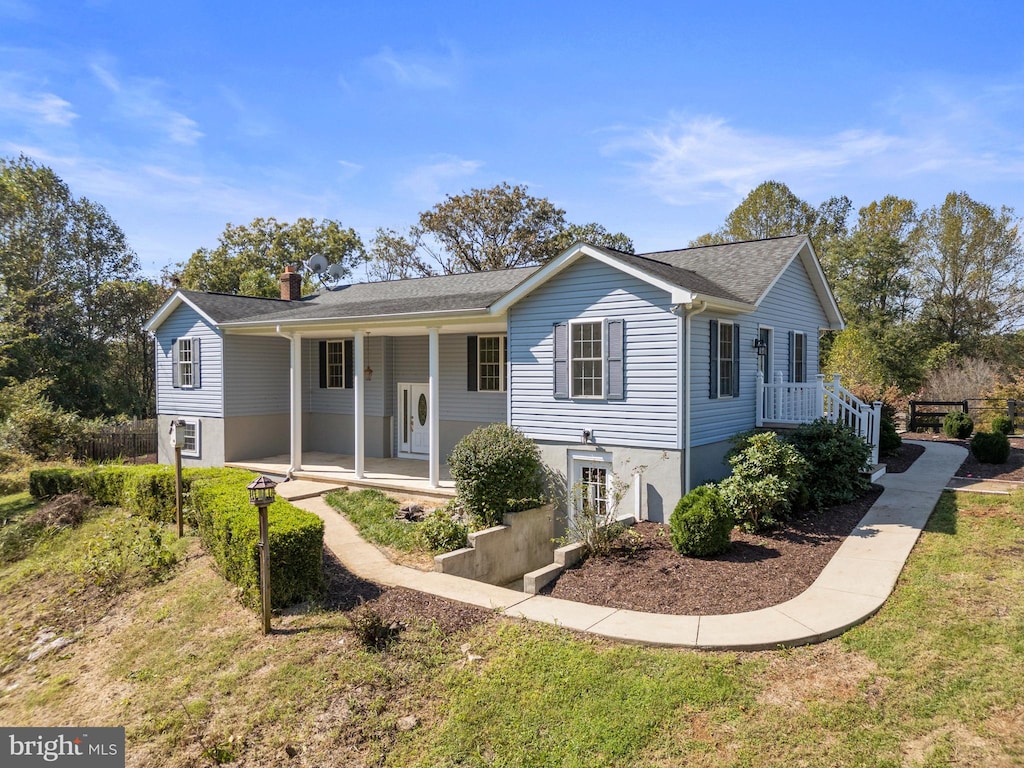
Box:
180;419;199;458
176;338;196;388
478;335;506;392
793;332;806;383
325;340;346;389
571;321;604;398
570;451;615;527
718;321;735;398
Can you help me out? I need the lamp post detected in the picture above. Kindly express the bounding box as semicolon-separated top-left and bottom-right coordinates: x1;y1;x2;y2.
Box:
246;475;277;635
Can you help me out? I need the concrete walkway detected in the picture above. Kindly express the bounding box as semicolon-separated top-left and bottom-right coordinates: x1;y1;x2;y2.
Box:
289;440;967;651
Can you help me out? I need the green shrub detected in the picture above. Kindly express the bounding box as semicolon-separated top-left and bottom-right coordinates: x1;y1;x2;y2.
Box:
670;485;733;557
970;431;1011;464
190;474;324;610
787;418;871;508
943;411;974;439
720;432;808;531
448;424;543;527
0;378;84;460
418;509;468;553
29;468;78;499
879;416;902;458
990;414;1014;436
121;465;177;523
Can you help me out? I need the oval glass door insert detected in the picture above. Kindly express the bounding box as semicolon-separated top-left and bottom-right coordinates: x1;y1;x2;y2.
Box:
417;393;428;426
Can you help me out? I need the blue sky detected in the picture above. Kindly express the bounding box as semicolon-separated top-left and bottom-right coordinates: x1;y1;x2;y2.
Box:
2;0;1022;279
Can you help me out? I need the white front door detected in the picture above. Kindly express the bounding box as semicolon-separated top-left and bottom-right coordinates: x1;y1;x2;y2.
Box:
398;383;430;457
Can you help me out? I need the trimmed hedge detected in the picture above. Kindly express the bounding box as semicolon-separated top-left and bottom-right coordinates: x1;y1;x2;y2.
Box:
943;411;974;439
29;464;325;609
190;473;324;609
991;414;1014;436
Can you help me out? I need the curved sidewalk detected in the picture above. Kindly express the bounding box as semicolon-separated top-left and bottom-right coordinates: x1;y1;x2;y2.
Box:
291;440;967;651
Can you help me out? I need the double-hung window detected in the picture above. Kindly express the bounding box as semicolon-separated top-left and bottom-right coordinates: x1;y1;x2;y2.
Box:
478;335;506;392
709;319;739;400
172;337;200;389
571;321;604;398
180;419;199;457
791;332;807;383
325;340;346;389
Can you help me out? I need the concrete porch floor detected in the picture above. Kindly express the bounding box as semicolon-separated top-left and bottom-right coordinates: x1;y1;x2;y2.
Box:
225;451;456;499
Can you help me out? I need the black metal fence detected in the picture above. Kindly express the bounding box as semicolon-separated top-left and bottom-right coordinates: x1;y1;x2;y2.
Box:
77;420;158;463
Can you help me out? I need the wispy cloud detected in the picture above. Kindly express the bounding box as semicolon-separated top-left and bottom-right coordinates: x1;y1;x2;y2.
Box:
396;156;482;202
90;59;202;146
363;44;460;90
606;74;1024;206
0;76;77;125
337;159;363;179
604;115;896;204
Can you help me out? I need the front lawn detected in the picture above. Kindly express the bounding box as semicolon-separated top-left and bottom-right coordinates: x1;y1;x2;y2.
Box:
0;489;1021;766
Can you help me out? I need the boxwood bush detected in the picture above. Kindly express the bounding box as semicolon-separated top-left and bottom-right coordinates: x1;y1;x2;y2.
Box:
991;414;1014;436
670;485;733;557
448;423;543;527
943;411;974;439
971;431;1011;464
189;472;324;610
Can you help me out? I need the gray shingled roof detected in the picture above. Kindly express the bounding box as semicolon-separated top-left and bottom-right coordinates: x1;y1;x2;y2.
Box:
213;266;539;325
173;236;807;328
180;290;293;323
634;235;806;305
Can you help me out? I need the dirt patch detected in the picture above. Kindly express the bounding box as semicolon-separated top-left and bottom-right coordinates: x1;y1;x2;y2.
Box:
542;486;883;615
755;644;881;708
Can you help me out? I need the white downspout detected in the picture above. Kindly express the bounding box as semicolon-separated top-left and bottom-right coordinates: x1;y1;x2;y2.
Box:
682;301;707;496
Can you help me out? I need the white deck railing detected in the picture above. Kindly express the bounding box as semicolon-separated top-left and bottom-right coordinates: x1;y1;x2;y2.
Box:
756;372;882;465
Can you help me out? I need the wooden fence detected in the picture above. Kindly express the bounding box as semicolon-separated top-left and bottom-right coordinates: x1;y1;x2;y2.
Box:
908;399;1019;433
77;420;158;463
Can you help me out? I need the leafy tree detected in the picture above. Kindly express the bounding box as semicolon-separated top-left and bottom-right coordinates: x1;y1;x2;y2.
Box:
94;279;168;417
366;227;431;282
414;182;568;273
690;180;851;267
1;155;139;416
368;184;633;278
175;216;366;296
822;327;886;393
915;192;1023;347
830;196;918;328
549;222;634;254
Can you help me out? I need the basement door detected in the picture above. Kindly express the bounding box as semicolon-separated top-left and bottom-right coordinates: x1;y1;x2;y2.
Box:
398;383;430;458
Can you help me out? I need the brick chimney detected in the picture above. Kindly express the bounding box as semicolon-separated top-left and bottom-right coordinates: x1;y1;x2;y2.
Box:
280;265;302;301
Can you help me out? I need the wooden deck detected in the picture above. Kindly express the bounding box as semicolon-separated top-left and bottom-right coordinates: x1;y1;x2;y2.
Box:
225;451;456;499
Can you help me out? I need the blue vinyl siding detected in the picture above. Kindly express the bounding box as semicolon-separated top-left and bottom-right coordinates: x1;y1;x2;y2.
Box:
305;336;387;417
223;336;290;417
154;305;223;417
690;255;828;446
508;258;679;449
393;334;507;423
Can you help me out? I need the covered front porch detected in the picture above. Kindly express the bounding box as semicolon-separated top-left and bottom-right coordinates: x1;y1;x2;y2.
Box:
226;451;456;499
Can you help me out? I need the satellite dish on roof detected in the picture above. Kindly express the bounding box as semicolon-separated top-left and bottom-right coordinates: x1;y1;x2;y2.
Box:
307;254;329;274
327;262;346;280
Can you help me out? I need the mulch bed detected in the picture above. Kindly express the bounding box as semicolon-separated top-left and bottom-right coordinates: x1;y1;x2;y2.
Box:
902;432;1024;482
541;486;883;616
882;442;925;474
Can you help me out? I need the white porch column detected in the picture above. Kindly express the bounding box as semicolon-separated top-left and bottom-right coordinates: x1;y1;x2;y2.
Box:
428;326;440;488
288;332;303;477
354;330;365;479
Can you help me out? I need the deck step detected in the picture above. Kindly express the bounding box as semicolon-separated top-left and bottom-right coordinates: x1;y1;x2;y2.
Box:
863;463;886;482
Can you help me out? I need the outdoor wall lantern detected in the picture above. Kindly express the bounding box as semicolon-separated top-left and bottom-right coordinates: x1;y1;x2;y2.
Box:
364;365;373;381
246;474;277;635
752;338;768;357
